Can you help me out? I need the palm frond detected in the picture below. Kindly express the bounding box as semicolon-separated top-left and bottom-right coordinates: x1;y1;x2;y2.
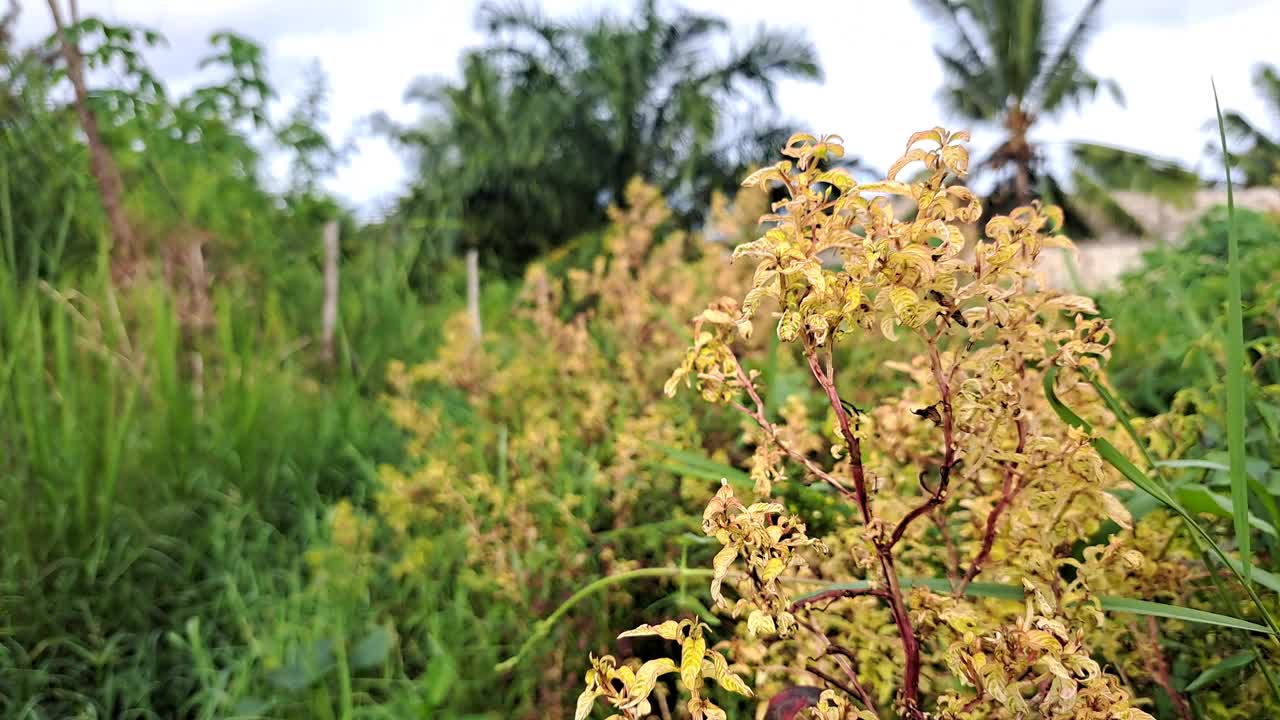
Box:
1071;141;1200;206
684;27;820;110
476;0;576;73
913;0;992;73
1252;63;1280;126
935;50;1003;120
1034;0;1107;113
1069;167;1146;236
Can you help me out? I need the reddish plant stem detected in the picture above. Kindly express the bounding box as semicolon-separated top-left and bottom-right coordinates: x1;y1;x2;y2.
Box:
956;416;1026;595
46;0;139;277
726;358;857;503
790;587;888;611
798;619;881;718
806;663;862;705
803;345;924;719
933;510;962;585
889;341;956;547
805;348;872;523
1144;617;1194;720
824;645;880;715
957;478;1015;594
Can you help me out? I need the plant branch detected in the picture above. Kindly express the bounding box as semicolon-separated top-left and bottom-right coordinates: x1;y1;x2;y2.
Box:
957;416;1026;595
798;619;881;717
804;347;872;522
802;343;925;719
1143;616;1194;720
725;353;857;502
889;341;956;547
791;586;888;611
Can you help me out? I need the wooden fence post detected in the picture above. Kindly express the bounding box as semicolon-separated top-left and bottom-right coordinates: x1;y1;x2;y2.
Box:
321;220;339;365
466;247;482;340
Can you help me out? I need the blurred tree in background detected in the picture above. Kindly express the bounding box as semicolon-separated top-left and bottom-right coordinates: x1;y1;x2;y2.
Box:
1213;62;1280;187
379;0;822;273
920;0;1200;236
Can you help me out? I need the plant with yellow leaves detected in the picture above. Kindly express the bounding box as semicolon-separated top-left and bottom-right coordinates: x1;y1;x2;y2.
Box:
575;128;1265;719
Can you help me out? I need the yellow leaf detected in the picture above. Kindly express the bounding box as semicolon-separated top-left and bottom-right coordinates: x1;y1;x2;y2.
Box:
815;168;856;191
777;309;801;342
888;148;930;180
858;180;911;195
618;620;683;642
732;238;774;261
743;502;786;516
717;670;753;697
906;127;945;148
574;689;598;720
1044;204;1065;232
681;635;707;691
1045;294;1098;316
1098;490;1133;530
627;658;677;706
710;544;738;605
760;556;786;584
889;286;919;318
880;315;899;341
1041;655;1073;681
1026;629;1064;653
740;166;781;189
747;609;776;637
664;367;687;398
941;144;969;176
800;261;826;293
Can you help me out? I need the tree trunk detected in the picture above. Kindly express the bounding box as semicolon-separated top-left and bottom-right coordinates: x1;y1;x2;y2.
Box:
321;220;340;366
46;0;139;278
1001;103;1036;206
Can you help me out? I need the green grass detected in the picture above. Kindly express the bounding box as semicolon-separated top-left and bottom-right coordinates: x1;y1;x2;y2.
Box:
0;196;485;716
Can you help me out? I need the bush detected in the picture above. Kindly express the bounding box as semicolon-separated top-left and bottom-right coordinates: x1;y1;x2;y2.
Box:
571;130;1279;720
1102;206;1280;415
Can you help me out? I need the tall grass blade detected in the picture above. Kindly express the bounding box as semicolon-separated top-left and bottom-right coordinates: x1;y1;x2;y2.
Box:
1213;81;1252;584
1043;365;1280;634
1184;651;1256;692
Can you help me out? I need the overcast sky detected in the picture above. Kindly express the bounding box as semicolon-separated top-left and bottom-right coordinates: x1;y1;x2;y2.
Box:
13;1;1280;215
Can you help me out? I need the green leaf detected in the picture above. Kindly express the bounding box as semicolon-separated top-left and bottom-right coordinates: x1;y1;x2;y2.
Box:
231;697;273;717
1186;451;1272;485
1099;597;1270;634
267;638;335;691
423;635;456;707
1155;459;1230;473
1184;651;1256;692
1221;556;1280;596
1214;82;1252;585
1042;365;1280;635
791;578;1275;634
1177;485;1277;537
350;625;396;670
651;444;752;486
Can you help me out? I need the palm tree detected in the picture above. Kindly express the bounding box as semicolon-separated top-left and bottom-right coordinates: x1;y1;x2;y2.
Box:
918;0;1198;236
1214;63;1280;187
482;0;820;209
379;51;602;272
384;1;822;272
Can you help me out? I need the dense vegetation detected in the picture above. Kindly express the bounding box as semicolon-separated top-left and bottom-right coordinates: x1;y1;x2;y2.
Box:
3;1;1280;719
